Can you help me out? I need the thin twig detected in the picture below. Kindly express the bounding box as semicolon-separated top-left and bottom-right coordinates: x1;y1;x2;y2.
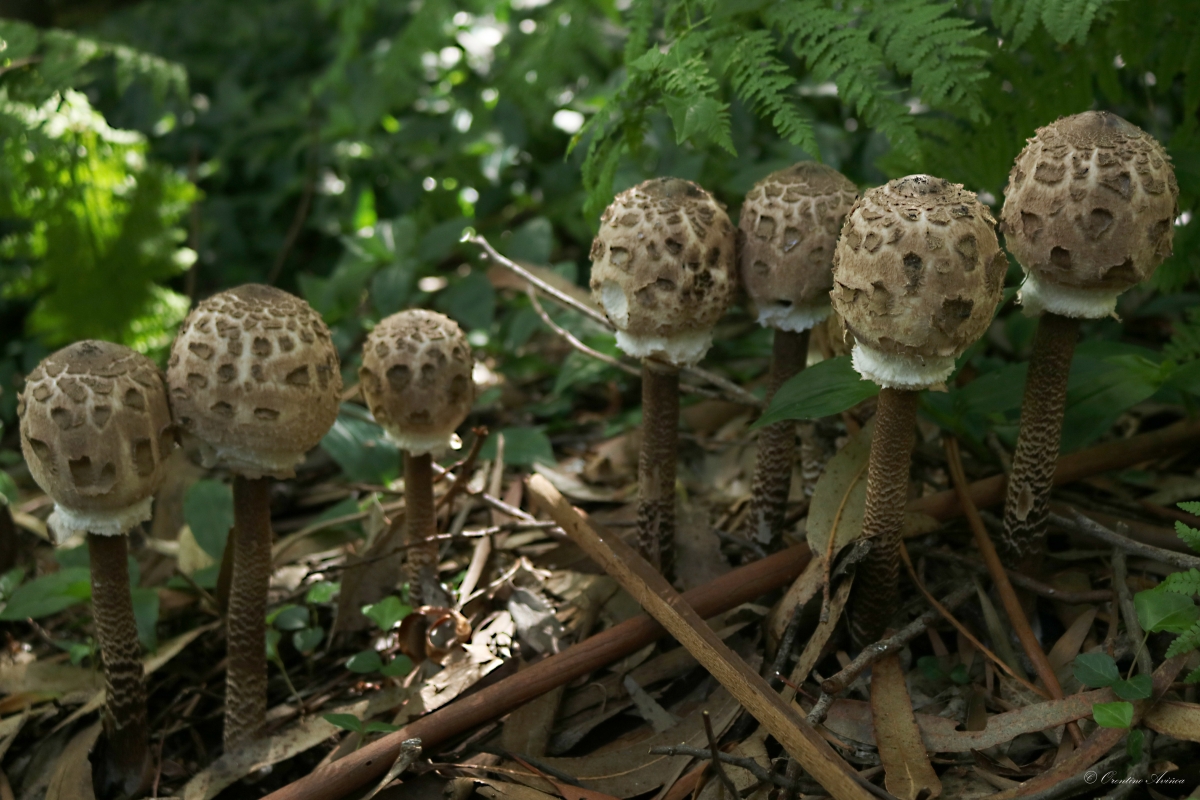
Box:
702;711;739;800
907;545;1112;603
898;543;1048;698
805;692;835;725
1015;749;1127;800
470;233;764;409
526;285;641;378
1112;551;1153;677
437;427;490;511
647;745;819;792
820;583;975;695
944;437;1084;746
1053;510;1200;571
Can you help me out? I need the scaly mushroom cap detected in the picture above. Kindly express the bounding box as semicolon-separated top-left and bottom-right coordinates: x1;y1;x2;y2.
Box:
832;175;1006;390
360;310;475;456
739;162;858;332
1001;111;1178;318
19;341;173;542
588;177;737;367
167;284;342;479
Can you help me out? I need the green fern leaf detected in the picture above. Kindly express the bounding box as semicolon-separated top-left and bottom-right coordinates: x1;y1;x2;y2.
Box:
1166;309;1200;363
1166;618;1200;659
1161;568;1200;596
1175;521;1200;554
1179;502;1200;516
1187;665;1200;684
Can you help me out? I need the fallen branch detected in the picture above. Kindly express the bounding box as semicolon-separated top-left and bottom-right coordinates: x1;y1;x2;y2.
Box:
259;535;813;800
527;475;882;800
1052;510;1200;571
908;418;1200;523
944;438;1084;746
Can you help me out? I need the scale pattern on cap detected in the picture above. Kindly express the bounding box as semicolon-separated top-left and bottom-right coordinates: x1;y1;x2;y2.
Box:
1001;111;1178;318
19;340;173;539
588;177;737;367
360;309;474;456
740;162;858;332
167;284;341;479
832;175;1006;389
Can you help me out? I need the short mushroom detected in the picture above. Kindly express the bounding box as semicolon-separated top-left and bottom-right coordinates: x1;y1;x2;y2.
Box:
588;177;737;574
359;310;474;605
999;111;1178;567
167;284;341;748
19;340;174;797
832;175;1006;645
739;162;858;548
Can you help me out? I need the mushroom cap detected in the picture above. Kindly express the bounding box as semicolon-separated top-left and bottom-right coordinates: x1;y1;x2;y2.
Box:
739;162;859;332
360;310;475;456
588;177;737;367
1001;111;1179;318
832;175;1007;390
18;340;173;542
166;284;342;479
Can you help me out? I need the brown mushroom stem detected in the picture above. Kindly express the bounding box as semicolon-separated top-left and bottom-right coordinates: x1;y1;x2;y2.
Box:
745;328;810;547
404;451;437;605
225;475;272;748
87;532;149;796
638;360;680;576
1001;312;1080;568
848;387;920;647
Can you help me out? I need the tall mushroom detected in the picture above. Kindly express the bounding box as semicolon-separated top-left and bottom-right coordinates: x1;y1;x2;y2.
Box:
19;341;174;796
739;162;858;548
832;176;1006;645
359;310;474;605
166;284;341;749
588;177;737;575
999;111;1178;567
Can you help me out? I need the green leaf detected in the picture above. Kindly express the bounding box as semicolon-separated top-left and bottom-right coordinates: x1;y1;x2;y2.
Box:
364;720;402;734
0;567;26;601
321;406;401;484
272;605;310;632
183;479;234;560
948;664;970;685
131;587;159;651
380;655;414;678
293;627;325;654
362;596;411;631
1165;619;1200;659
346;649;384;673
438;269;495;332
752;356;880;428
0;471;19;506
1073;652;1121;688
1161;568;1200;595
1185;666;1200;684
477;427;555;466
504;217;554;264
1135;589;1200;634
323;713;364;733
305;581;340;604
1093;701;1134;729
0;568;92;620
1179;501;1200;516
353;188;377;231
1111;675;1153;701
917;655;946;681
266;628;282;660
1126;728;1144;763
1174;523;1200;555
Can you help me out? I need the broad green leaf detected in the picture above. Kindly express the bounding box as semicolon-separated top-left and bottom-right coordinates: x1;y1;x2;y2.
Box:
272;605;310;631
1072;652;1120;688
917;655;946;681
504;217;554;263
1061;355;1166;452
477;427;555;466
1126;728;1144;763
1111;675;1153;701
0;567;26;600
346;649;384;673
131;587;159;651
323;713;364;733
305;581;340;604
364;720;402;734
438;269;495;331
753;356;879;427
0;568;92;620
293;627;325;654
362;596;411;631
266;628;282;659
1135;589;1200;634
380;655;414;678
1092;701;1134;729
183;479;234;560
0;471;19;506
321;406;400;484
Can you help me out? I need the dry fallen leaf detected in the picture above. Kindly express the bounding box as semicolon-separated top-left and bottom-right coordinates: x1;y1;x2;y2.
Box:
45;721;100;800
870;653;941;800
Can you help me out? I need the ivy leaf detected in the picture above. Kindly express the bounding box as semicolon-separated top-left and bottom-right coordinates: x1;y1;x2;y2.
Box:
478;427;555;466
272;605;310;632
1092;701;1134;729
183;480;233;560
346;650;384;673
1072;652;1120;688
1126;728;1144;763
1135;589;1200;634
293;627;325;654
1111;675;1153;701
753;356;879;428
305;581;340;604
362;596;411;631
917;655;946;682
380;655;414;678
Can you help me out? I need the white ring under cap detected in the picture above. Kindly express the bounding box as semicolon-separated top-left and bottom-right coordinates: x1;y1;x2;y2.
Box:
48;496;154;544
851;341;956;390
755;300;831;333
384;429;455;458
1018;272;1120;319
196;439;303;480
614;329;714;368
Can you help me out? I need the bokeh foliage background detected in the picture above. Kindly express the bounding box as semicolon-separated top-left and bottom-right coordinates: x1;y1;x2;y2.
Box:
1;0;1199;462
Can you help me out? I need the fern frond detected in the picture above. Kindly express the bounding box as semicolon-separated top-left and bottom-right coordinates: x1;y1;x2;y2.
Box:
711;29;818;155
1161;568;1200;596
1166;308;1200;363
1180;502;1200;516
1175;521;1200;554
624;0;655;66
634;35;735;153
765;1;916;152
865;0;989;120
1187;665;1200;684
1166;618;1200;659
993;0;1125;47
